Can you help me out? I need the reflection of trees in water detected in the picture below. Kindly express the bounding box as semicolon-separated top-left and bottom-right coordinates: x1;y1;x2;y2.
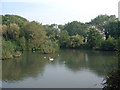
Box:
58;49;116;76
2;51;58;81
85;50;117;76
58;49;85;71
2;49;116;82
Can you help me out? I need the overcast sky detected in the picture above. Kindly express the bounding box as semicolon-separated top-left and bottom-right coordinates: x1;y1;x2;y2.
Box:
1;0;120;25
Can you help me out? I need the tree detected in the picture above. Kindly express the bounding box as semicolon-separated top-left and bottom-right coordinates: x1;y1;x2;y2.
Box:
22;21;46;50
87;28;103;48
2;15;28;28
8;23;20;40
104;21;120;39
59;30;71;48
17;36;26;50
100;35;116;51
70;35;84;48
63;21;88;36
40;40;59;54
89;15;118;39
2;39;14;59
103;38;120;89
58;25;64;30
44;24;59;41
1;24;8;39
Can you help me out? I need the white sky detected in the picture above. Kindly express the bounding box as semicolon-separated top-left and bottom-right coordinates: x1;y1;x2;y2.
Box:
1;0;120;24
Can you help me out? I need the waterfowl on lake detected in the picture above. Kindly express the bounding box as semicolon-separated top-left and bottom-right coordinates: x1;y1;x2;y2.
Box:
44;57;46;59
32;50;35;52
49;57;54;61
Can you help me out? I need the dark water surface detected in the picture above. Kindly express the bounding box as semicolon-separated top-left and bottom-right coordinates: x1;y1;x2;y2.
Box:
2;49;116;88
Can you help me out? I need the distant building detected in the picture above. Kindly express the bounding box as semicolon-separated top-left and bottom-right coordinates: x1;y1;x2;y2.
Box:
88;25;106;40
53;24;60;31
53;24;58;29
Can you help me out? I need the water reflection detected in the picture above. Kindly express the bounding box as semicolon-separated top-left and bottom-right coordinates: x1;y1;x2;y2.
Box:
2;49;116;88
58;49;116;75
2;51;58;81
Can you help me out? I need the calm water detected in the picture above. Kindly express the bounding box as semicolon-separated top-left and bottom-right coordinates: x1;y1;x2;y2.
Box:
2;49;116;88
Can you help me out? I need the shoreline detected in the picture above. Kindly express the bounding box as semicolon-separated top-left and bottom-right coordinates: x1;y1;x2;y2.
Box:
1;48;116;60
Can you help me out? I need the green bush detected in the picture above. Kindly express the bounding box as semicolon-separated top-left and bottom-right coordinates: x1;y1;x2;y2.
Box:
103;49;120;89
2;39;22;59
70;34;84;48
87;28;103;49
116;37;120;51
2;40;14;59
100;36;116;51
59;30;71;48
13;51;21;57
22;21;46;50
103;68;120;90
40;40;59;54
17;36;26;50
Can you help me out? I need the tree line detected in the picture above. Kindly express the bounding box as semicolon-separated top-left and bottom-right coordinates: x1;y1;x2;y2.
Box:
1;14;120;59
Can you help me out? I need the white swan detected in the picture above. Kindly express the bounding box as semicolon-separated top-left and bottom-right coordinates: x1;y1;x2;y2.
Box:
44;57;46;59
49;57;54;61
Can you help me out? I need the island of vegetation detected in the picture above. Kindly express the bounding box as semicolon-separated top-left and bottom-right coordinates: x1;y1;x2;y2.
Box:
0;14;120;60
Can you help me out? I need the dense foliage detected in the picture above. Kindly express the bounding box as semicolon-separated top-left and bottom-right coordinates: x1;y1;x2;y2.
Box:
2;39;14;59
63;21;88;36
103;38;120;89
40;40;59;54
104;21;120;39
43;24;59;41
1;14;120;60
2;39;21;59
1;15;59;59
100;36;116;51
87;28;103;49
89;15;118;39
59;30;71;48
17;36;26;50
2;14;28;28
22;21;47;50
70;35;84;48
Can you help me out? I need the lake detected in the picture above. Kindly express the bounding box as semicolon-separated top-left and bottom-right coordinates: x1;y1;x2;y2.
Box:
2;49;117;88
